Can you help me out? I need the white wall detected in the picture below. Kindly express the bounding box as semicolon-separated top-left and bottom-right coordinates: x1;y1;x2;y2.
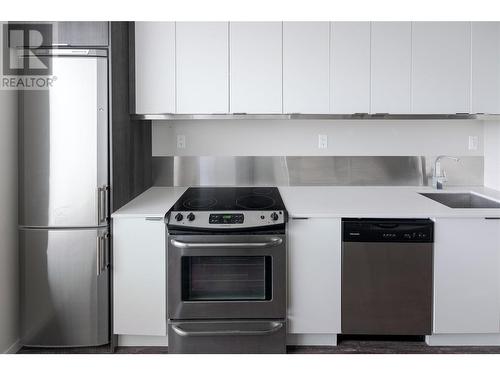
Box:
0;88;19;353
484;121;500;190
152;120;484;157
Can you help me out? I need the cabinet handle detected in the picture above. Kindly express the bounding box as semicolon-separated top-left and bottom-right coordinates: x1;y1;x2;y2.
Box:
292;217;310;220
485;217;500;220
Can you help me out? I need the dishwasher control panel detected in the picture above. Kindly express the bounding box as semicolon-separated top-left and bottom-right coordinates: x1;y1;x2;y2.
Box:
342;218;434;243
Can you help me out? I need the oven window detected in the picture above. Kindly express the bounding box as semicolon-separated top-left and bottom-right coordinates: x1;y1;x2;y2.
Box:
181;256;272;301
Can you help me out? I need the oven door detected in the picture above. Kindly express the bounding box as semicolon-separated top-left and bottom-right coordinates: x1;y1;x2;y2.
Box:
168;234;286;320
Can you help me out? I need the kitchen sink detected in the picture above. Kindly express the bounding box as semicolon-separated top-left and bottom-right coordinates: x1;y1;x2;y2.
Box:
419;192;500;209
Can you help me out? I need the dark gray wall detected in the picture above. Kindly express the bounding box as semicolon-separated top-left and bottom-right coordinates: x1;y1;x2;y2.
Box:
110;22;152;211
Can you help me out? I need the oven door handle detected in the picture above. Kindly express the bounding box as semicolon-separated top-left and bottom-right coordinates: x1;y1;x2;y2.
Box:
170;237;283;249
171;322;284;337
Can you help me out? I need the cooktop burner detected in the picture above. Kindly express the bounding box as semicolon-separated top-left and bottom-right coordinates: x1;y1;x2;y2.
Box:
170;187;286;212
251;187;274;195
236;195;276;210
183;197;218;210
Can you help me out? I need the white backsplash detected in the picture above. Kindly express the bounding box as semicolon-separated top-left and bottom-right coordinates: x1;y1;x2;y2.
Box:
152;119;484;157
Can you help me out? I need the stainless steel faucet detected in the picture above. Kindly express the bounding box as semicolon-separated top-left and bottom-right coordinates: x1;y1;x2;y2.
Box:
433;155;460;190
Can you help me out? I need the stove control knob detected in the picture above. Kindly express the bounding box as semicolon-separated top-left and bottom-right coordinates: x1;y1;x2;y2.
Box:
187;213;195;221
175;213;183;222
271;212;279;221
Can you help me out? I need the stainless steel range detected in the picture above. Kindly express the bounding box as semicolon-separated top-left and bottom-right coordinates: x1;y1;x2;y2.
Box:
166;187;287;354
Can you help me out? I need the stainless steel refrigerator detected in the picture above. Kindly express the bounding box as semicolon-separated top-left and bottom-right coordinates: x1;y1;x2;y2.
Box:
18;49;110;347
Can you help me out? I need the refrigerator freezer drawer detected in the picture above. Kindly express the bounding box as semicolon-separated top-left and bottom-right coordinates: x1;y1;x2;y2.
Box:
20;227;110;347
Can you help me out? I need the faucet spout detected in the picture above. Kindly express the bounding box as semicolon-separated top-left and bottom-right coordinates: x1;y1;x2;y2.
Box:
433;156;460;190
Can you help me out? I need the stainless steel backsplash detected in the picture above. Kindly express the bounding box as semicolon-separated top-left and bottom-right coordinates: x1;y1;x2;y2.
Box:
152;156;484;187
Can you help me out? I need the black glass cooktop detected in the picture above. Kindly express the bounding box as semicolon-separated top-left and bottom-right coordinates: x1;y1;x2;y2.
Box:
170;187;286;212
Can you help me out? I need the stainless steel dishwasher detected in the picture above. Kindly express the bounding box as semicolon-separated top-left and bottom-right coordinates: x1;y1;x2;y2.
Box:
342;218;434;335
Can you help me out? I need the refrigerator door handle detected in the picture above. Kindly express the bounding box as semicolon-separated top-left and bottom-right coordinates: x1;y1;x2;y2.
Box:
97;187;104;224
96;235;101;276
97;186;109;224
104;186;109;222
96;234;105;276
103;232;110;271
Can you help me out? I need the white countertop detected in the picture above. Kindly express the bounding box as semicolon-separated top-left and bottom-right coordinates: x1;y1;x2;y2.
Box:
112;185;500;219
279;186;500;218
111;187;187;218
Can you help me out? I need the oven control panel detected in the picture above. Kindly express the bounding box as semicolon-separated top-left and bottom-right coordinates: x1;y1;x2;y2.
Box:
168;211;286;229
209;214;244;224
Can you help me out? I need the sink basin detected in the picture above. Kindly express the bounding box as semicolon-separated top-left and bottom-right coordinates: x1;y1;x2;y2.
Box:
419;192;500;209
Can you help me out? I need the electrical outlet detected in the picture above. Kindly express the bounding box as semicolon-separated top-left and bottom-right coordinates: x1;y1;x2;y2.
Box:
177;134;186;149
318;134;328;149
468;135;478;151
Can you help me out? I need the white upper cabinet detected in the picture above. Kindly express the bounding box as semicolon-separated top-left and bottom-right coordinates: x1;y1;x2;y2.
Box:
371;22;412;114
134;22;175;114
134;21;500;116
283;22;330;113
471;22;500;114
176;22;229;114
230;22;282;114
411;22;471;114
433;218;500;334
330;22;370;114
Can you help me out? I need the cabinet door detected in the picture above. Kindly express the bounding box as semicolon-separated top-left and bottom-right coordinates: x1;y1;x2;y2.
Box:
176;22;229;114
330;22;370;114
288;218;341;334
471;22;500;114
433;218;500;334
113;217;166;336
283;22;330;113
412;22;471;114
230;22;282;114
371;22;411;114
133;22;175;114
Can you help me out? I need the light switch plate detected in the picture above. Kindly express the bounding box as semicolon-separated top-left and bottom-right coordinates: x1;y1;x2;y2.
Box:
318;134;328;149
468;135;478;151
177;134;186;149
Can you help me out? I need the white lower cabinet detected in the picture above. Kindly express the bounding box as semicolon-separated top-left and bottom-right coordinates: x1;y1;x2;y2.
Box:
113;217;167;336
287;218;341;334
433;218;500;334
